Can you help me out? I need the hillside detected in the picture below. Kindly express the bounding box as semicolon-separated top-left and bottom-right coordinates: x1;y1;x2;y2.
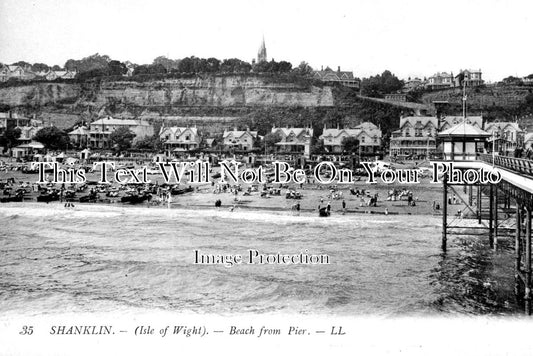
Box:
0;74;404;137
419;85;533;121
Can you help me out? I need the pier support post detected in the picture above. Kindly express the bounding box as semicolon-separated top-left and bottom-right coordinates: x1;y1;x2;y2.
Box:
526;207;532;315
494;187;498;250
442;174;448;252
468;185;473;207
489;185;494;248
515;204;522;297
477;185;482;224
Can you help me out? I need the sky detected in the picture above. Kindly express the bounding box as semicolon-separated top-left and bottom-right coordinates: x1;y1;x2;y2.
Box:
1;0;532;82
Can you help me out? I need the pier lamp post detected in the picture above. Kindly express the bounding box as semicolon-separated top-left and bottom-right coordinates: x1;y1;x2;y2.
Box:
492;131;497;167
426;131;431;160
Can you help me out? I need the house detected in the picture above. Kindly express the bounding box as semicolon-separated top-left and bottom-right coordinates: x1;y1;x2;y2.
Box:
404;77;423;91
313;66;359;89
524;132;533;151
159;126;202;154
68;126;90;147
271;126;314;157
0;111;31;135
0;65;24;81
523;76;533;86
88;117;153;149
454;69;483;87
484;122;524;155
222;129;258;151
320;122;382;155
45;70;76;80
0;65;36;81
11;141;45;159
389;116;439;159
425;72;454;90
16;125;42;145
0;65;9;82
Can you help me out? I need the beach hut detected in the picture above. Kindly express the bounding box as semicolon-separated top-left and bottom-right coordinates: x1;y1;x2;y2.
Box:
79;148;90;160
152;153;166;163
55;152;65;163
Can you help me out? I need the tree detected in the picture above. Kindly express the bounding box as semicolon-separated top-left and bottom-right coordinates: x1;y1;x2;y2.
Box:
341;136;359;154
108;60;127;76
220;58;252;73
0;127;21;152
64;53;111;73
153;56;180;72
311;139;325;154
109;127;135;152
293;61;313;76
34;127;69;150
32;63;50;72
205;57;220;72
361;70;404;97
263;132;282;153
12;61;31;69
133;64;167;76
134;134;162;151
500;76;523;86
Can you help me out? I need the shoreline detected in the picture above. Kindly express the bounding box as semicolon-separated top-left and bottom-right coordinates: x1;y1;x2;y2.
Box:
0;198;468;219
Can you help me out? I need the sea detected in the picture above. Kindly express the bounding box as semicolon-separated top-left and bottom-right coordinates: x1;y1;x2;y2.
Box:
0;202;521;316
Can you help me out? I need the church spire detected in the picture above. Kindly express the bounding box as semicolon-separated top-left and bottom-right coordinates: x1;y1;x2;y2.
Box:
257;36;267;63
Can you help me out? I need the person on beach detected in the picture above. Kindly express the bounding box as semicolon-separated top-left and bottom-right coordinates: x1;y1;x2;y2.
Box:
167;192;172;208
342;199;346;214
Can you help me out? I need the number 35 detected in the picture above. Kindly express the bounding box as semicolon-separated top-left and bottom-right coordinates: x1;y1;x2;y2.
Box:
19;326;33;335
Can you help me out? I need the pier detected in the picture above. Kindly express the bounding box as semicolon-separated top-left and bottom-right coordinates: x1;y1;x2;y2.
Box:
440;154;533;315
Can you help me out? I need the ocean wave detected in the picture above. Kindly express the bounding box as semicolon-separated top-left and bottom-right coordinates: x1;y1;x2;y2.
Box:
0;202;440;228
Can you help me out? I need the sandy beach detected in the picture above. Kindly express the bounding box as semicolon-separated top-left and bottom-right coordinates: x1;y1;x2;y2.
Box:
0;163;475;217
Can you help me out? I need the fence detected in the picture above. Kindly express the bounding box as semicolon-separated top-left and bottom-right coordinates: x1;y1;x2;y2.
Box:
478;153;533;177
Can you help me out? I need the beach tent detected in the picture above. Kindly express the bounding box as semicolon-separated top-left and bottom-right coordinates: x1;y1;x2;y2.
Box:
79;148;90;160
65;157;78;165
55;152;65;163
43;154;55;162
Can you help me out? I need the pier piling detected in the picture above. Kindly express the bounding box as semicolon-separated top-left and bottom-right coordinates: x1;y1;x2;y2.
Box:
442;174;448;252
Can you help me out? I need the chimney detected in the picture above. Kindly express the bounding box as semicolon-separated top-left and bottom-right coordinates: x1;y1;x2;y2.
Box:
321;65;323;71
337;66;341;73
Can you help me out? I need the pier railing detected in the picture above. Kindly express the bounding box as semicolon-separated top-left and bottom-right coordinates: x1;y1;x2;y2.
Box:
478;153;533;177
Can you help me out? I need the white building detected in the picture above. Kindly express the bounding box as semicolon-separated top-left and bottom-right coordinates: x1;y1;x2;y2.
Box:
223;129;258;151
320;122;382;155
89;117;153;149
159;126;202;154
